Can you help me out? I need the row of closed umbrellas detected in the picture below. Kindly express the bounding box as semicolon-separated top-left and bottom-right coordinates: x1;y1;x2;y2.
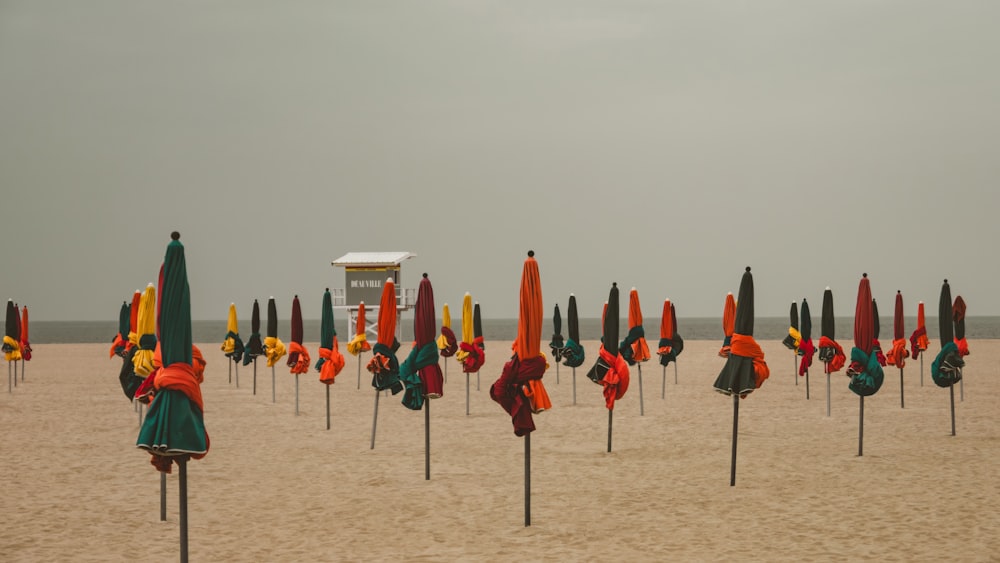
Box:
4;299;32;392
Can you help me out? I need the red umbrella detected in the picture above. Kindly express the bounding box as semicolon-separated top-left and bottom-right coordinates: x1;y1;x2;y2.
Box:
489;251;548;526
846;273;884;456
587;283;629;453
657;298;678;393
712;267;768;486
909;301;930;385
621;288;650;416
885;291;909;408
20;305;32;366
287;295;311;415
871;299;887;367
953;296;969;357
719;292;735;358
399;273;443;480
931;280;964;435
366;278;402;449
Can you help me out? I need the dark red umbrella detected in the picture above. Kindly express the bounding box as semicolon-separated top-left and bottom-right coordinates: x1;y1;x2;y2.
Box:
19;305;31;381
931;280;964;435
846;273;884;456
587;282;629;453
489;251;548;526
871;299;887;367
953;295;969;401
712;267;769;486
885;291;908;408
818;287;846;416
399;273;443;479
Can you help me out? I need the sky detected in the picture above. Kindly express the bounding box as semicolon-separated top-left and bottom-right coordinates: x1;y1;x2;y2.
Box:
2;1;998;321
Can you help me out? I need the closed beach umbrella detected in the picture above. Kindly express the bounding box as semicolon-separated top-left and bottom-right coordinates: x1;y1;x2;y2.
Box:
587;283;629;453
436;303;458;358
110;301;130;359
910;301;930;361
366;278;402;448
347;302;371;356
621;287;650;415
135;232;208;562
657;299;678;367
399;273;443;480
818;287;846;416
317;288;346;385
671;303;685;360
549;304;564;363
243;299;264;366
712;267;769;486
20;305;32;363
457;293;485;374
473;302;486;390
953;296;969;357
132;284;157;377
264;297;287;368
871;299;887;366
562;295;585;368
222;303;245;366
782;301;801;353
846;273;883;456
4;299;23;363
885;291;909;408
287;296;310;374
127;289;141;355
490;251;549;526
798;298;815;399
719;292;735;358
932;280;964;435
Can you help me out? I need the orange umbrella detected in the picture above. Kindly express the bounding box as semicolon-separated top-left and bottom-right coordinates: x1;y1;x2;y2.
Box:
490;251;549;526
366;278;402;449
620;287;650;416
657;298;679;393
719;292;735;358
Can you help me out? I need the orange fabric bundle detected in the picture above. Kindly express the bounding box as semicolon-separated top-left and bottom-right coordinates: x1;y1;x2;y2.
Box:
155;362;204;412
597;346;630;410
885;338;908;368
818;336;846;373
522;379;552;413
730;334;769;389
955;338;970;357
288;341;311;374
720;293;735;357
318;337;346;385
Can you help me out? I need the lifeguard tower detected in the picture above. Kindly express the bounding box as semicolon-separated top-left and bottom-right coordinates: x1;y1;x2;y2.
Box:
331;252;417;340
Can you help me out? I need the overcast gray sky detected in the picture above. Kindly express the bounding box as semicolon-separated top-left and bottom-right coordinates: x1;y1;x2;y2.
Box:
2;1;998;321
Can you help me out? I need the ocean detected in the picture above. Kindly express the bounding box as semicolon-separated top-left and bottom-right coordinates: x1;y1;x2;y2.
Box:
11;316;1000;345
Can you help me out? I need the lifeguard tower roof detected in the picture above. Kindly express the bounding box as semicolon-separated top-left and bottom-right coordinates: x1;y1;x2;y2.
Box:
331;251;415;267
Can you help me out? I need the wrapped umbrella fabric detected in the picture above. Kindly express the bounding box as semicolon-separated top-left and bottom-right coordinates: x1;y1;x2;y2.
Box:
264;297;287;368
549;304;564;362
242;300;265;366
713;268;769;397
316;289;346;385
347;302;371;356
3;300;22;362
366;278;403;394
817;289;846;373
797;299;814;377
657;299;679;367
436;303;458;358
287;296;310;374
910;302;930;360
587;284;629;410
399;274;443;410
931;280;964;388
132;284;157;377
221;303;245;364
620;288;651;366
457;294;485;373
846;275;884;397
19;305;31;362
561;295;585;368
110;301;130;359
719;292;735;358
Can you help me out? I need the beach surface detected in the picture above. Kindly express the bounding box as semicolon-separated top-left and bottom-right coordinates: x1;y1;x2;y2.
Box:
2;340;998;562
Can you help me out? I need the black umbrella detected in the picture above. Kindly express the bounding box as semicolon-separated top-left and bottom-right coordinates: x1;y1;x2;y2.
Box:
799;298;814;398
781;301;800;385
846;274;883;456
549;304;564;383
931;280;964;435
5;299;21;391
111;301;130;359
562;294;585;404
818;288;846;416
264;296;287;403
587;283;629;452
712;267;768;486
244;299;265;395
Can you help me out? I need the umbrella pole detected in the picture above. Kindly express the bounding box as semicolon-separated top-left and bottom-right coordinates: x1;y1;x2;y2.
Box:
524;432;531;527
674;361;678;385
826;363;831;417
425;399;431;480
271;365;276;404
858;395;864;457
556;362;559;385
730;392;739;487
572;367;577;405
21;360;25;381
960;376;964;402
325;385;331;430
443;358;447;383
805;369;810;400
178;457;189;563
900;368;905;409
661;364;665;399
950;384;956;436
920;353;924;386
794;354;798;386
638;364;644;416
8;362;11;393
235;362;239;389
228;358;232;384
607;409;613;453
465;372;470;416
370;390;380;449
295;374;300;416
160;471;167;522
477;371;480;391
253;359;257;395
357;352;362;390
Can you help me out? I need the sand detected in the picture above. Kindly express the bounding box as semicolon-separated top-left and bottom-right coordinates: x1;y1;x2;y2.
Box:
1;339;998;562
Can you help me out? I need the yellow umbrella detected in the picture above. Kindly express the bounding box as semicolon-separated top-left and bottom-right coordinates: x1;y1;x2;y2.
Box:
132;284;157;377
347;302;371;356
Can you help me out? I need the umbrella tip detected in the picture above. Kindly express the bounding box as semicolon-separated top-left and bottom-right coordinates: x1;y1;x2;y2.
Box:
465;291;471;297
325;287;329;291
862;272;867;278
897;289;901;294
423;272;428;278
612;282;617;288
944;279;948;283
631;286;637;291
294;294;298;299
745;266;751;272
527;250;534;257
171;231;180;241
728;292;733;295
570;292;575;297
825;286;830;290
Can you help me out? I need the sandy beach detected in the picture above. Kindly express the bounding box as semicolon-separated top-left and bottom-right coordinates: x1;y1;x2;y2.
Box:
1;339;998;562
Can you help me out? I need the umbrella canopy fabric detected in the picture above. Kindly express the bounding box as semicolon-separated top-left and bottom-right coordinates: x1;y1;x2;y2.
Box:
931;280;964;387
132;284;158;377
885;291;908;368
782;301;800;352
491;251;550;435
264;297;287;367
3;300;22;362
287;296;310;374
586;283;630;410
846;274;884;397
316;288;346;385
620;288;651;366
719;293;736;358
909;301;930;360
871;299;887;366
366;279;403;393
242;300;265;366
19;305;31;362
818;288;846;372
657;299;680;366
953;296;969;357
347;302;371;356
549;304;564;362
136;232;209;473
561;294;585;368
474;302;485;353
671;303;685;358
127;289;140;353
457;293;485;373
713;268;769;397
798;299;814;377
110;301;130;359
436;303;458;358
221;303;245;364
399;274;443;410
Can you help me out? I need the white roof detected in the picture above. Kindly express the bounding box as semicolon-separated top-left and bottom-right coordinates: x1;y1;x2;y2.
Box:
331;251;415;267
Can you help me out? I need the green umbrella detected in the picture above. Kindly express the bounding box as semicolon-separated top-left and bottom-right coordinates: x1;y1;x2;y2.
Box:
316;288;346;430
932;279;964;435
